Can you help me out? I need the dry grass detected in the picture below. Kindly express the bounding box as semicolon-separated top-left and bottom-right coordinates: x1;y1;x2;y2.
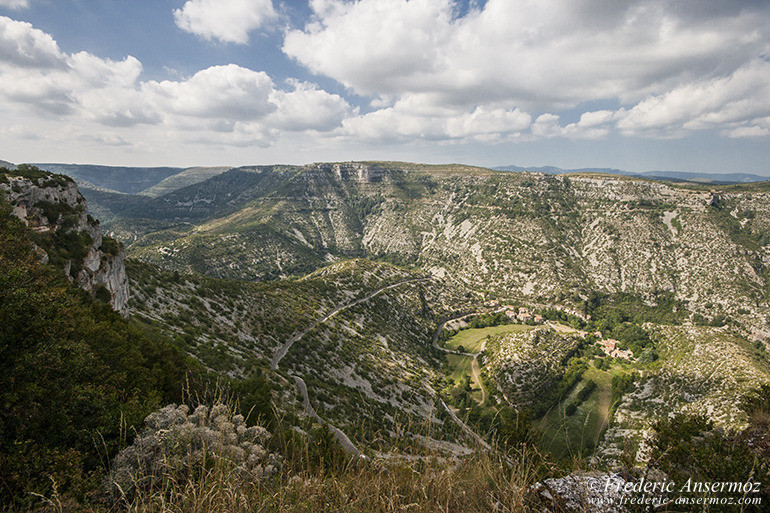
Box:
119;447;544;513
102;399;553;513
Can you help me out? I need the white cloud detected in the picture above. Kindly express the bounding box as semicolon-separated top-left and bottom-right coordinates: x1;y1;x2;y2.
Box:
267;80;353;131
725;125;770;138
77;131;131;147
174;0;277;44
0;16;65;68
142;64;276;120
529;110;618;140
341;94;531;143
0;123;39;139
286;0;767;105
617;60;770;137
285;0;453;95
0;16;142;117
0;0;31;9
284;0;770;141
0;16;353;151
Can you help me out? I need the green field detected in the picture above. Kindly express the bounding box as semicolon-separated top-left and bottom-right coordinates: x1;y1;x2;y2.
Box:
535;366;613;461
444;324;534;353
447;353;475;383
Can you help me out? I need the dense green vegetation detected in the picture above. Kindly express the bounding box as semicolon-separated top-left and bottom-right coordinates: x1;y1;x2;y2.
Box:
0;188;290;509
536;367;612;460
0;199;198;507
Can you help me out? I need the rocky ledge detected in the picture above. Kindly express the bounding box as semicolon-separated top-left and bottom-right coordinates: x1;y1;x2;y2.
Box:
0;167;129;315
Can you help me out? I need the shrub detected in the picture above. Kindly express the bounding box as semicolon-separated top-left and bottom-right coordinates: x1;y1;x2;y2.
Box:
107;403;280;500
94;285;112;303
100;236;120;256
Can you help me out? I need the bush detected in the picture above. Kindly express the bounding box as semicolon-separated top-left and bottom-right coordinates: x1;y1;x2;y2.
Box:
611;372;634;403
6;164;73;187
648;413;770;505
94;284;112;303
107;403;280;500
100;235;120;256
575;380;596;403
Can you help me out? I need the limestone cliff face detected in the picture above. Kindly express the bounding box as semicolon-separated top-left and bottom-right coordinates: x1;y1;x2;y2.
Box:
123;163;770;339
0;171;129;315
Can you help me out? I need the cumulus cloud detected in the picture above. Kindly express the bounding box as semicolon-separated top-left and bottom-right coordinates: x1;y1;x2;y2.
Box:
530;111;617;140
286;0;768;104
0;18;142;116
0;16;353;150
0;16;65;68
174;0;277;44
267;79;353;131
285;0;770;141
3;1;769;158
725;125;770;138
341;93;531;143
617;60;770;138
285;0;453;95
143;64;276;120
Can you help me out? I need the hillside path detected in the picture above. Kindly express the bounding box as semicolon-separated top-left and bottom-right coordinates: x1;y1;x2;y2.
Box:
270;277;429;458
293;375;362;457
432;315;492;402
430;314;502;451
271;277;428;370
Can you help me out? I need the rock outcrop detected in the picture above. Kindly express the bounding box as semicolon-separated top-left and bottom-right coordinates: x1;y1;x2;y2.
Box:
0;168;129;315
532;471;634;512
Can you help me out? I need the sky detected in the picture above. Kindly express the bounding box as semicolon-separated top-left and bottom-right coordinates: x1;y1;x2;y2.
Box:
0;0;768;174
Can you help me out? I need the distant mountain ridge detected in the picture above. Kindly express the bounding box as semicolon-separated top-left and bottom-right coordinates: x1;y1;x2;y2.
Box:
494;164;769;184
32;163;182;195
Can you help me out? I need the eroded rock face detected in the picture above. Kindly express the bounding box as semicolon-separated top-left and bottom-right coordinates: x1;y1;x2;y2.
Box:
1;173;129;315
532;472;634;512
321;162;386;183
125;164;770;340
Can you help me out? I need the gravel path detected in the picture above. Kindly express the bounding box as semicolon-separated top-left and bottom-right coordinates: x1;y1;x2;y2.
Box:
293;375;363;457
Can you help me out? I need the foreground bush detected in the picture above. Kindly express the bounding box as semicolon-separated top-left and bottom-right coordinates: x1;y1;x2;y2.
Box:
108;403;281;503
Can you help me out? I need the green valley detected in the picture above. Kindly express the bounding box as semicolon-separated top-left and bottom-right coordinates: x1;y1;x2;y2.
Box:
3;162;770;511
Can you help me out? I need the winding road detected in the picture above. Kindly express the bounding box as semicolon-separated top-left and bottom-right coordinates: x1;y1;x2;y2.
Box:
429;314;499;451
431;314;490;405
271;278;428;370
292;375;362;457
270;277;429;458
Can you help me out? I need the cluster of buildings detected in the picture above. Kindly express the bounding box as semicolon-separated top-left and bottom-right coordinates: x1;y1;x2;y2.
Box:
596;338;633;359
566;329;634;360
484;299;633;360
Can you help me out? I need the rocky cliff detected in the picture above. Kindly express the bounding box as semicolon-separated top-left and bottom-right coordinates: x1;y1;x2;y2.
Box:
115;162;770;340
0;166;129;315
